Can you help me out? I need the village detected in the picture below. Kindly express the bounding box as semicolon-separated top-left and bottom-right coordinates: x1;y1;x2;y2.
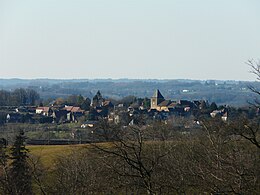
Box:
2;89;231;127
1;87;257;145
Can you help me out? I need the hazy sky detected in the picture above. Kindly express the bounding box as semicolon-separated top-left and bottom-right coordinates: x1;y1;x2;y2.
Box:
1;0;260;80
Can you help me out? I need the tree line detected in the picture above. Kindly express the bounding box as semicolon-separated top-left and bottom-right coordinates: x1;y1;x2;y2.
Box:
0;88;40;106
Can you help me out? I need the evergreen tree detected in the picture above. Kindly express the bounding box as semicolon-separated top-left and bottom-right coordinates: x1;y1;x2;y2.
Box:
0;138;10;194
200;100;208;110
77;95;85;106
0;138;8;165
9;130;32;195
81;97;91;111
142;97;151;109
209;102;218;111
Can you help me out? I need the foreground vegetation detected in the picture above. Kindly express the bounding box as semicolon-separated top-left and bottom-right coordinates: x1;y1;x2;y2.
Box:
1;117;259;195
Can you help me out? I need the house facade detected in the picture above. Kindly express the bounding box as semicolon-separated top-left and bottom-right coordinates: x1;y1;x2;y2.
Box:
36;107;51;116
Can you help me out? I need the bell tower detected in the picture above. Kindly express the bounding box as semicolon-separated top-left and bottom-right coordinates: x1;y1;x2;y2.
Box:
150;89;164;109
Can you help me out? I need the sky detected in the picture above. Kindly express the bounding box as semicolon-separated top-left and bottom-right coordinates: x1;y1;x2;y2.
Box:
0;0;260;80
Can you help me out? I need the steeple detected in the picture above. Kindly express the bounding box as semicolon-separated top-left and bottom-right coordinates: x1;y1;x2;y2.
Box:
152;89;164;99
92;90;103;107
150;89;165;109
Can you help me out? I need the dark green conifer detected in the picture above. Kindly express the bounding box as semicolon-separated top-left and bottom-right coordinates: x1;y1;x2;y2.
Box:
0;138;10;194
9;130;32;195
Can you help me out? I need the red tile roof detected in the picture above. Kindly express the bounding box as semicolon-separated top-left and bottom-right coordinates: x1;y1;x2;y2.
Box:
36;107;50;112
64;106;84;113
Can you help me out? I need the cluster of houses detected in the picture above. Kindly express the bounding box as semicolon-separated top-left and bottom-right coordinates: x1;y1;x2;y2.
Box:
3;89;229;126
36;105;85;123
89;89;229;128
6;105;85;124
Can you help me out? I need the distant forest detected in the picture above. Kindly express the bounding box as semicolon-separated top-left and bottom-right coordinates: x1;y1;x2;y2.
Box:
0;88;39;106
0;79;259;106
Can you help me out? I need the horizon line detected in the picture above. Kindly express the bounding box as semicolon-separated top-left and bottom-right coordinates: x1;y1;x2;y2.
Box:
0;77;257;82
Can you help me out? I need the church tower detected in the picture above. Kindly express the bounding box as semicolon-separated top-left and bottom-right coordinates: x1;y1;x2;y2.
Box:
92;90;104;108
150;89;165;109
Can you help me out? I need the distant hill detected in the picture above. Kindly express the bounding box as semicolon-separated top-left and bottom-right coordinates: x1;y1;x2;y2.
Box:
0;78;259;106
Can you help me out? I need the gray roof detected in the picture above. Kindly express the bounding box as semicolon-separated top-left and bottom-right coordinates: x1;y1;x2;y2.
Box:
152;89;164;99
158;100;172;107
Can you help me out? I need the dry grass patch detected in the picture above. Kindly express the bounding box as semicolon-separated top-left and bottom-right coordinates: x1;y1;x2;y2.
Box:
28;145;87;168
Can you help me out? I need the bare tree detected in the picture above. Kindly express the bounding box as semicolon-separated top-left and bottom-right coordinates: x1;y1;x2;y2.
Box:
247;59;260;104
49;148;114;195
196;118;260;194
92;125;169;194
229;117;260;149
28;155;48;195
235;59;260;149
50;151;92;195
247;59;260;80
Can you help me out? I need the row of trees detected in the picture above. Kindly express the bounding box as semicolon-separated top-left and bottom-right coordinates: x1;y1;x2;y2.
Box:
53;94;91;110
0;88;40;106
49;93;150;110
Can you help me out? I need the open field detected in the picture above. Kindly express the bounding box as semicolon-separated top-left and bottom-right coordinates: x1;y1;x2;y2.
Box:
27;142;111;168
28;144;86;168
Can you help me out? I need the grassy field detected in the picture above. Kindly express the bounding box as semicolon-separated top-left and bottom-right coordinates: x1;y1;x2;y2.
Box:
27;142;114;169
28;145;86;168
